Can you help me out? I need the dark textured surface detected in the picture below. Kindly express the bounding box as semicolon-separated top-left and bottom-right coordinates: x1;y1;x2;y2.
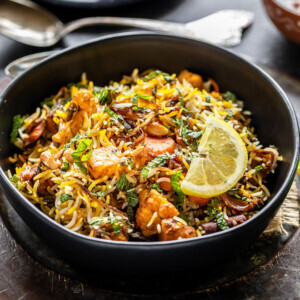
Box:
0;0;299;299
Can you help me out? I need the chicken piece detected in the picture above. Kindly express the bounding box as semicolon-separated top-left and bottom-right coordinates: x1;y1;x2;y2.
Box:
88;146;126;179
136;189;179;236
52;90;97;144
40;150;61;170
159;218;196;241
178;70;203;89
24;120;46;147
94;222;128;241
37;178;54;196
251;149;276;180
20;165;38;182
73;89;97;114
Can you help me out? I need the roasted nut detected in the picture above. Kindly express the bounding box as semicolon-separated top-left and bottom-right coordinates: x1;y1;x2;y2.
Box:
145;122;168;137
40;150;61;170
64;148;74;163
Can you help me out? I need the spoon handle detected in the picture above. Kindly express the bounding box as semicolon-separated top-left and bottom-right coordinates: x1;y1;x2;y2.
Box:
62;17;190;37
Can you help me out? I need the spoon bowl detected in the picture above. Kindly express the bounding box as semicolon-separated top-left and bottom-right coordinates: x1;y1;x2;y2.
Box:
0;0;253;47
0;0;63;46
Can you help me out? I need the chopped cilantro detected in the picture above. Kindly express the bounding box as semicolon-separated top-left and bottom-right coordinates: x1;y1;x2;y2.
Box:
94;88;109;105
92;191;106;198
131;94;152;105
255;165;263;173
205;96;211;103
10;174;20;184
40;96;54;107
171;171;185;207
104;107;131;131
224;91;237;103
10;114;27;143
224;110;233;122
62;161;69;172
150;183;164;194
246;129;253;139
143;70;172;83
178;213;189;224
89;216;122;236
60;194;74;203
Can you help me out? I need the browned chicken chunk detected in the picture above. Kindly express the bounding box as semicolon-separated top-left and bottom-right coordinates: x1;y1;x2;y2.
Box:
136;189;179;236
178;70;203;89
52;90;97;144
88;146;126;179
159;218;196;241
94;222;128;241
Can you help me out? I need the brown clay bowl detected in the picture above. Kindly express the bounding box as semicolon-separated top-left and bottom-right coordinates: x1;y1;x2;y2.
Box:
263;0;300;44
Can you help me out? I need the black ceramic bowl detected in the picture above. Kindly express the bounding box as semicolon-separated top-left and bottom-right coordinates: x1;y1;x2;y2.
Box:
0;33;298;275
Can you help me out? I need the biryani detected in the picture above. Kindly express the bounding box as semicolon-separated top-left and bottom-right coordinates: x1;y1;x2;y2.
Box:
8;69;282;242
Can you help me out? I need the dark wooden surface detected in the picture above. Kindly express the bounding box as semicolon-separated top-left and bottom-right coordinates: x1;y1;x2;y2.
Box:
0;0;299;299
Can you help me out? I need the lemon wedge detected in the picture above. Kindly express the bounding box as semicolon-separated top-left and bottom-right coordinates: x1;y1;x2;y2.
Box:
181;115;248;198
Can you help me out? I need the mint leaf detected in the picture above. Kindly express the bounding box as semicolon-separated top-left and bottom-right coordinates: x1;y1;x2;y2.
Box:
116;172;132;191
141;153;171;177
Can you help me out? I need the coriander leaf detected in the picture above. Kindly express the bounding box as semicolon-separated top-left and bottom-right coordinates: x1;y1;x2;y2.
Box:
171;171;185;206
40;96;54;107
224;110;233;122
178;213;189;224
126;206;135;221
150;183;163;194
10;174;20;184
205;96;211;103
255;165;263;173
131;94;152;105
126;188;139;207
94;88;108;104
131;94;138;105
105;107;131;130
72;138;92;173
143;70;172;83
60;194;74;203
67;82;87;89
63;133;88;150
112;222;122;235
177;88;189;112
141;153;171;177
116;172;132;191
246;129;253;139
207;199;219;219
224;91;237;103
92;191;106;198
10;114;26;143
216;212;229;230
179;122;204;150
62;161;69;172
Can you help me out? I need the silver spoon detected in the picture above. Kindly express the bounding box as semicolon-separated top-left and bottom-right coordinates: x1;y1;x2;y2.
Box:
0;0;253;48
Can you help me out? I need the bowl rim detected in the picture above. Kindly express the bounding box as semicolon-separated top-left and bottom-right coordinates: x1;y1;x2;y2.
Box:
265;0;300;17
0;31;299;247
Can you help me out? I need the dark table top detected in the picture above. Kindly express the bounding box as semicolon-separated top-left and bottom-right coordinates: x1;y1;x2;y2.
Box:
0;0;299;299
